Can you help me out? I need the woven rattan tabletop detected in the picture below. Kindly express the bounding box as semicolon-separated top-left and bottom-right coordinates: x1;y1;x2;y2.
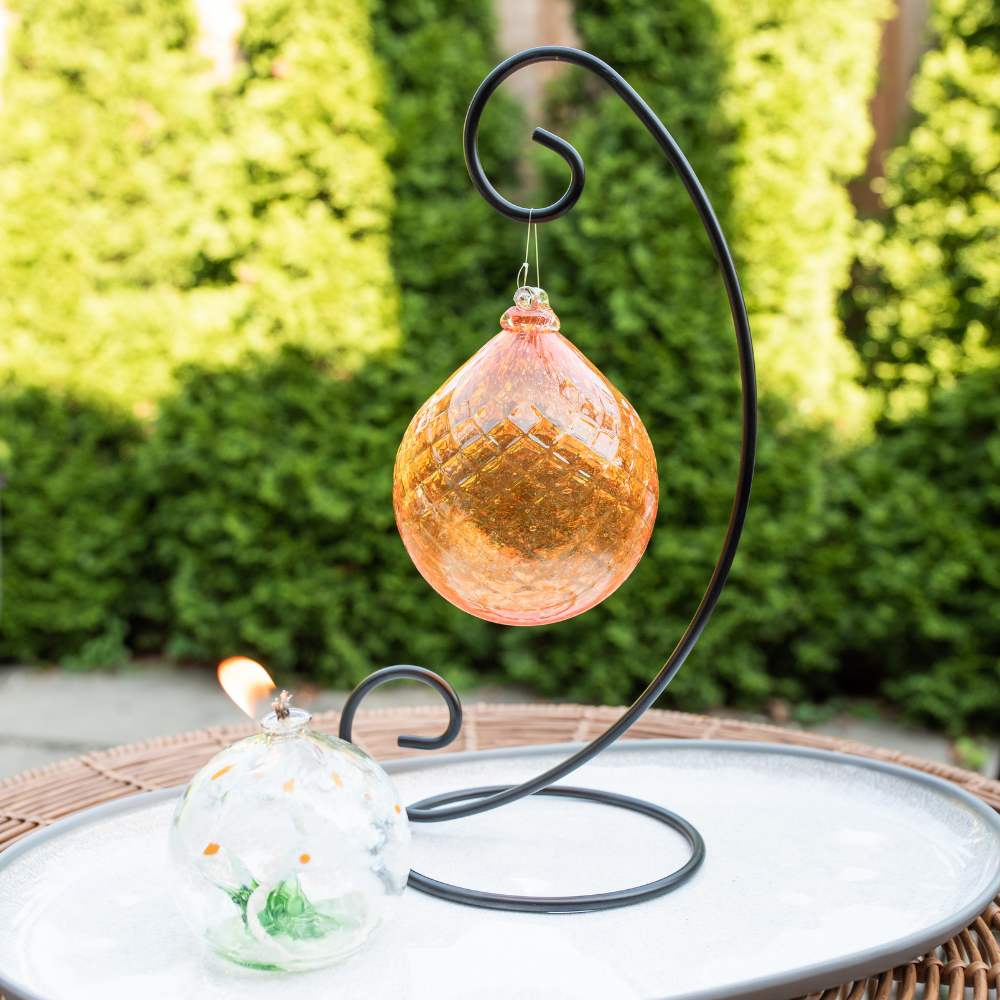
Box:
3;702;1000;1000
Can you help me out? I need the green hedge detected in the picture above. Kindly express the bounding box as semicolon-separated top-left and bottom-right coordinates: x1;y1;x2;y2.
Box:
822;0;1000;732
796;366;1000;736
0;386;144;665
6;0;1000;742
715;0;889;433
136;0;526;682
132;0;887;710
492;0;884;708
0;0;525;674
0;0;397;406
851;0;1000;418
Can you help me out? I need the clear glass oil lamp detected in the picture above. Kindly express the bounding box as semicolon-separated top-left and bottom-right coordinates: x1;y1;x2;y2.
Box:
166;660;410;971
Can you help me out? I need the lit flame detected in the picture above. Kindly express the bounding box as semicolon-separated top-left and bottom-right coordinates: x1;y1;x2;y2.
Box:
218;657;275;719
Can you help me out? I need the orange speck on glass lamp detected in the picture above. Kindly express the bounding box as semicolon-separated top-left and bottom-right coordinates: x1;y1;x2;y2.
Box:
393;286;658;626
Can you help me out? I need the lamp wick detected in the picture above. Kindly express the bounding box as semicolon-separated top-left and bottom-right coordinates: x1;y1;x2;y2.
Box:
272;690;292;720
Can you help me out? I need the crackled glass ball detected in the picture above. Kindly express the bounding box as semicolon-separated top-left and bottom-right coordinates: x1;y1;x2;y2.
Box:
167;708;410;971
393;286;658;626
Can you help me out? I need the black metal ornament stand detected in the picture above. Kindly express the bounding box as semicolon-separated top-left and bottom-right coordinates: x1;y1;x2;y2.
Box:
339;47;757;913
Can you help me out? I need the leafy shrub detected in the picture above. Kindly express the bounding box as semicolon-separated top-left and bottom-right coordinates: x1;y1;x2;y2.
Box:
851;0;1000;417
139;348;494;685
7;0;1000;748
0;0;397;406
0;0;888;713
715;0;889;432
830;367;1000;735
0;0;523;681
494;0;883;709
0;385;145;664
129;0;525;685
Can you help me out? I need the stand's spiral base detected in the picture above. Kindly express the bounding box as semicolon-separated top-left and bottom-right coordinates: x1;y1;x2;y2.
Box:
406;784;705;912
338;667;706;912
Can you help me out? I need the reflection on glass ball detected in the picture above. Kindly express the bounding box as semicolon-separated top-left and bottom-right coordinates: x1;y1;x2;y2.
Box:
167;709;410;971
394;286;658;626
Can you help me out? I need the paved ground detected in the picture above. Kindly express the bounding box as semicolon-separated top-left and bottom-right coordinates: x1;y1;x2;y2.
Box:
1;663;996;780
0;663;540;780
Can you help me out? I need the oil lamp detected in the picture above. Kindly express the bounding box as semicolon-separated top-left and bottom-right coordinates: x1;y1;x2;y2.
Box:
167;658;410;970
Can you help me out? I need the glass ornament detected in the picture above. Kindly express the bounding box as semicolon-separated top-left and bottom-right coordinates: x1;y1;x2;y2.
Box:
167;707;410;971
394;286;658;626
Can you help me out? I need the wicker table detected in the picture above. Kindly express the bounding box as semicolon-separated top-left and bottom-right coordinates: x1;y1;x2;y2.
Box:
3;702;1000;1000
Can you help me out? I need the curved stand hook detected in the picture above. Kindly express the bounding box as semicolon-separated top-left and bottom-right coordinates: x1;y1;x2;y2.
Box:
465;123;585;224
339;665;462;751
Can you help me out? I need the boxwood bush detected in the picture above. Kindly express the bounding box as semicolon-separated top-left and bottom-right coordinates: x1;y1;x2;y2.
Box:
4;0;1000;741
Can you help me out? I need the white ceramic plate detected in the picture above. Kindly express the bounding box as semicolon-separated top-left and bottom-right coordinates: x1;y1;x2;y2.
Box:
1;740;999;1000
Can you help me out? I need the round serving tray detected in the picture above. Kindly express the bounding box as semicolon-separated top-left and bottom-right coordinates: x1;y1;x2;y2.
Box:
1;739;999;1000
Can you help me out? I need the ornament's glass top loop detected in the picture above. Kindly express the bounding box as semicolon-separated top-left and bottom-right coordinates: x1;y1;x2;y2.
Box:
502;286;559;332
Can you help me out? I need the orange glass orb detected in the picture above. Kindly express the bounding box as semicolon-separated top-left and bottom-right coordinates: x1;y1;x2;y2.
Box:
393;286;658;626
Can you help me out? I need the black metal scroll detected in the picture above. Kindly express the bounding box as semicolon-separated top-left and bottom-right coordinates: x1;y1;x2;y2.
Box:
340;45;756;911
338;666;462;751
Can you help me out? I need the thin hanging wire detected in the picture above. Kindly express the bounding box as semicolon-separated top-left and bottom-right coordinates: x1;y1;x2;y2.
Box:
533;221;540;289
516;210;535;289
